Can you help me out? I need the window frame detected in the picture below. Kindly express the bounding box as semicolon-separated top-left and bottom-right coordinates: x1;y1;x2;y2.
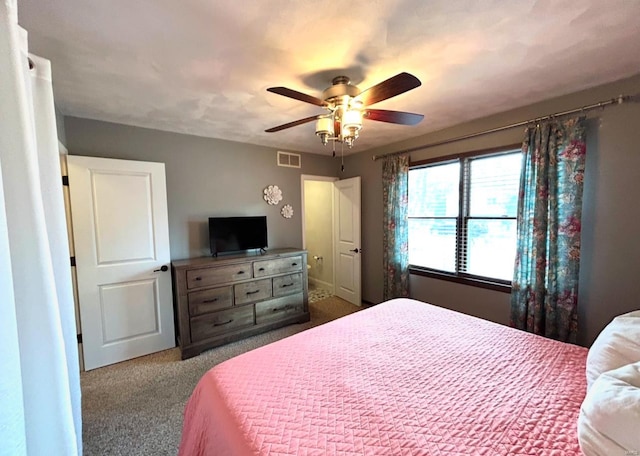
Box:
408;144;522;293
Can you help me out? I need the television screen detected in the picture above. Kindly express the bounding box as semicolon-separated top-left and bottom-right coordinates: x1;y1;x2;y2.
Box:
209;216;267;256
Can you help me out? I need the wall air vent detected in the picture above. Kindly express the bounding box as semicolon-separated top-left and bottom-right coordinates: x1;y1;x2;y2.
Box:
277;151;301;168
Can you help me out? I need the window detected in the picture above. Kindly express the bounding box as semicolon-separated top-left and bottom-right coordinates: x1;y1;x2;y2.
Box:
408;148;522;287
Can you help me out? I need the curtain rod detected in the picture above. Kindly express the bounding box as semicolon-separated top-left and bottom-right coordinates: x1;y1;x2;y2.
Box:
372;94;639;161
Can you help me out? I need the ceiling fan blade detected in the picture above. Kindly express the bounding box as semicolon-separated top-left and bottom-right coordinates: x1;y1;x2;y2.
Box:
267;87;327;107
265;115;320;133
365;109;424;125
356;72;422;106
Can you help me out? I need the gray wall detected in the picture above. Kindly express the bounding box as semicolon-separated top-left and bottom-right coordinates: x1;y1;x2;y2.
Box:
64;73;640;347
55;107;66;146
64;117;339;260
343;73;640;347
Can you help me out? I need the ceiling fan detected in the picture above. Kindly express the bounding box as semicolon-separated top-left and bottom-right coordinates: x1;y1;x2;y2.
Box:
265;72;424;149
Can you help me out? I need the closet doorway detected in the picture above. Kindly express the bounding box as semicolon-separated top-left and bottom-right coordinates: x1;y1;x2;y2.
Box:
301;174;362;306
301;175;338;303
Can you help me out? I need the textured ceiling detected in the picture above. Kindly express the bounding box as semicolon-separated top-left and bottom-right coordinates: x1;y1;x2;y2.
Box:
18;0;640;155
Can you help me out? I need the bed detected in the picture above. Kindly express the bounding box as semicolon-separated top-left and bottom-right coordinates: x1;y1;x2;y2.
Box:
179;298;588;455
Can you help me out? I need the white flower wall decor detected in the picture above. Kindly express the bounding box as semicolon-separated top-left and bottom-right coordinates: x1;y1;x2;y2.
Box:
263;185;283;205
281;204;294;219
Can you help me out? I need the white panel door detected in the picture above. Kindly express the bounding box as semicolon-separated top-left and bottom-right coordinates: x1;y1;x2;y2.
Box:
333;177;361;305
67;156;174;370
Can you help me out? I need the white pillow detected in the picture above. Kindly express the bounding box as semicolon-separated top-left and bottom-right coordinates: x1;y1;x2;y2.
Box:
578;361;640;455
586;310;640;390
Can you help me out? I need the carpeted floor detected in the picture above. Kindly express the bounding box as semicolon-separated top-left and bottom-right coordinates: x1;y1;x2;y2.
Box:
81;296;362;456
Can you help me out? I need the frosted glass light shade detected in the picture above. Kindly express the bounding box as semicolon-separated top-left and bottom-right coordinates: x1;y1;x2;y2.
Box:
315;117;334;135
342;109;362;130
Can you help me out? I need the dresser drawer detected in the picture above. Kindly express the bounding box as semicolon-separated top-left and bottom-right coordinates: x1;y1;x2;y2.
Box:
186;263;252;289
190;305;255;342
273;273;303;297
188;286;233;316
256;293;304;325
253;256;303;278
234;278;272;305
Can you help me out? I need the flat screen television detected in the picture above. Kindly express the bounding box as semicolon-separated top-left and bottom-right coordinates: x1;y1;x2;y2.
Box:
209;216;268;256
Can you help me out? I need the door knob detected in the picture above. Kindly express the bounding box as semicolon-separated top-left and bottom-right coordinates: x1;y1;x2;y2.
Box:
349;248;360;253
154;265;168;272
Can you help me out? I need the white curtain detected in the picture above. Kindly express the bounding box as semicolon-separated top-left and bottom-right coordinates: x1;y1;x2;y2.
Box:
0;1;82;455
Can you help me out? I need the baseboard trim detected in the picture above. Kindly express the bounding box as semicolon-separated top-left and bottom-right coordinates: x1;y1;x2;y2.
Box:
309;277;334;294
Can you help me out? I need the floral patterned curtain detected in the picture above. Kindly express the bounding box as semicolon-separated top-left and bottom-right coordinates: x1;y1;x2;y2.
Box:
510;117;586;343
382;155;409;300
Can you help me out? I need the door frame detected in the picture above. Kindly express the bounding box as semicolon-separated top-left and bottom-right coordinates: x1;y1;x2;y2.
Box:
300;174;338;293
59;142;84;372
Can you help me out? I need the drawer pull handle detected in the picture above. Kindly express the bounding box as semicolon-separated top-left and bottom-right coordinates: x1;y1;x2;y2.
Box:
194;277;202;281
258;267;265;271
246;290;260;295
237;271;245;275
213;319;233;327
281;283;294;288
292;263;298;266
272;305;294;312
202;298;218;303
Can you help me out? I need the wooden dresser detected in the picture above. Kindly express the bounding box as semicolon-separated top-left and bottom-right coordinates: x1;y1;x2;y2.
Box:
172;248;309;359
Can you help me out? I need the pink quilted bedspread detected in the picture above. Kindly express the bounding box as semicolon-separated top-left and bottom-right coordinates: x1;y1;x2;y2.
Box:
179;299;587;455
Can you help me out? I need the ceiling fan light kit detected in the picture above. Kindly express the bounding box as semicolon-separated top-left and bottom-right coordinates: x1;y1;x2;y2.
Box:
266;72;424;149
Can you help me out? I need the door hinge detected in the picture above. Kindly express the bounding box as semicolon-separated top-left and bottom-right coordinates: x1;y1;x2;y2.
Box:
77;333;82;344
70;256;76;267
62;175;69;186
